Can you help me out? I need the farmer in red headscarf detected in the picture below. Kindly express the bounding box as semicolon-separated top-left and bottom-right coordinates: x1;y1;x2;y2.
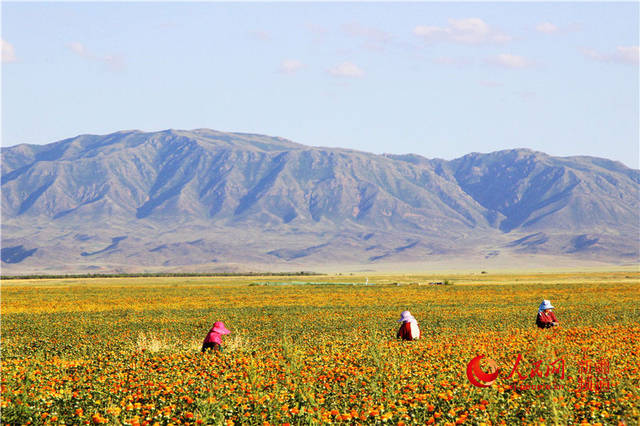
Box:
202;321;231;352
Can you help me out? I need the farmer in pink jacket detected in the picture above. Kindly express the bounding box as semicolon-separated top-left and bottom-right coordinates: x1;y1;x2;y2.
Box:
202;321;230;352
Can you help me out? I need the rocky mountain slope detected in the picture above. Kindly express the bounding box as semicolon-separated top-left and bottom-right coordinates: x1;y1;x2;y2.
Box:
2;129;638;273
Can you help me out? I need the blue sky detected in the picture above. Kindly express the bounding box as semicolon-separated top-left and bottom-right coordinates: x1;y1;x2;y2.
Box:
2;2;638;167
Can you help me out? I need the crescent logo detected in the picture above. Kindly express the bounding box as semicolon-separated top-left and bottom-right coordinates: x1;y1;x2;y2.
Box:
466;355;500;387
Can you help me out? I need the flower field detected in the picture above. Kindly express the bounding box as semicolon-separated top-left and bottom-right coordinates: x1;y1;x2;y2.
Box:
1;272;639;425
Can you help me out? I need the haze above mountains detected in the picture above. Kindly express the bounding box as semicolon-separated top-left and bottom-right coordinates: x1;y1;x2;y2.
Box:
2;129;638;273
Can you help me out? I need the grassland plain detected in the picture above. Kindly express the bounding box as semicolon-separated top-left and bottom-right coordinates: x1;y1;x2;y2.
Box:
1;272;639;425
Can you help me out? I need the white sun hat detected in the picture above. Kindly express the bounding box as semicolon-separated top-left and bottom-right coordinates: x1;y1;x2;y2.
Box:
538;300;554;312
398;310;416;323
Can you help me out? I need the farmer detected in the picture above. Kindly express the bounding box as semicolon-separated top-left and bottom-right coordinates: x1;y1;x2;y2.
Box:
536;300;559;329
202;321;231;352
397;310;420;340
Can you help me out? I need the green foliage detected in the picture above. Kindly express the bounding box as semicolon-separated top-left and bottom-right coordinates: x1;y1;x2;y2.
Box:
1;271;322;280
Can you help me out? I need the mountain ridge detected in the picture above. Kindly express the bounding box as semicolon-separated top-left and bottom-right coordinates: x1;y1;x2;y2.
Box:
2;129;638;273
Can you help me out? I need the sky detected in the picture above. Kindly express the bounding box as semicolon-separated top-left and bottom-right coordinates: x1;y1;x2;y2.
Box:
2;2;639;168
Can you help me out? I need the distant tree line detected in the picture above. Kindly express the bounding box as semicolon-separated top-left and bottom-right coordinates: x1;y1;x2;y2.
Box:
0;271;322;280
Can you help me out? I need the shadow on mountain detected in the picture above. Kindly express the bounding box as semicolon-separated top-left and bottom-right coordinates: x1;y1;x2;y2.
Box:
18;180;54;215
1;245;38;263
507;233;549;250
369;240;420;262
53;195;106;219
235;152;288;216
267;243;329;261
567;234;600;253
81;236;128;257
136;141;201;218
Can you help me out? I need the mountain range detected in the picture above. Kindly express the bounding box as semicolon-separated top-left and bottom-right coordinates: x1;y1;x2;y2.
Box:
2;128;638;274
